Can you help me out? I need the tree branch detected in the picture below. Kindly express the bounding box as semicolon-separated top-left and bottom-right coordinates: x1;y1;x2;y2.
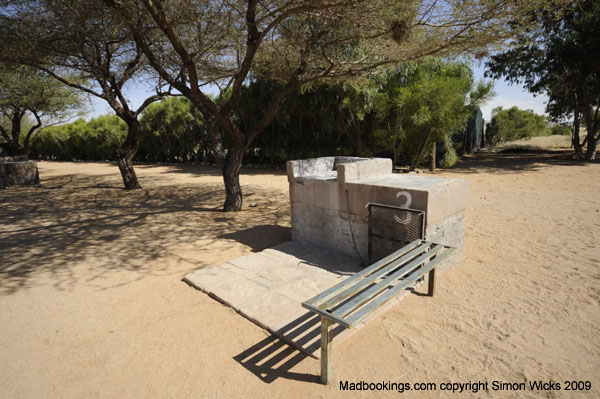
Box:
23;110;42;152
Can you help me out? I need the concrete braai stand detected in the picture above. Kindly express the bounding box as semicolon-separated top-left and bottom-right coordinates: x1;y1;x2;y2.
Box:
288;156;468;383
286;156;467;266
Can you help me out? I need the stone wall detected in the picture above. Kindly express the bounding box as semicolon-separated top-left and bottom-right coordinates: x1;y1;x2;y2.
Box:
0;160;40;187
287;156;468;268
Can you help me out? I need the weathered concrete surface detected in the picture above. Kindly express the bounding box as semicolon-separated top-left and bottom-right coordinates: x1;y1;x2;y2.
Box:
287;156;468;265
184;241;426;358
0;155;28;162
0;160;40;186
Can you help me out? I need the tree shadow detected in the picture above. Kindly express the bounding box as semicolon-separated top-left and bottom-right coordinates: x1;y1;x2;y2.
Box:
135;163;287;177
448;149;592;174
0;171;290;295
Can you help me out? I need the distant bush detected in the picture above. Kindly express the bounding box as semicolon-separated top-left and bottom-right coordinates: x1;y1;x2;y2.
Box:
550;125;571;136
486;106;549;145
30;115;127;160
30;99;210;163
138;97;208;162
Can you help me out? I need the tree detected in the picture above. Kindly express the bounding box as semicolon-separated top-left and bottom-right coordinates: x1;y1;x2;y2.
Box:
0;64;83;156
485;106;549;144
486;0;600;159
138;97;208;163
100;0;553;211
0;1;172;188
375;59;475;169
30;115;128;161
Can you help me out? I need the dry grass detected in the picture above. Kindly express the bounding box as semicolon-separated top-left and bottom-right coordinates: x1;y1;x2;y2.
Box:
492;134;572;151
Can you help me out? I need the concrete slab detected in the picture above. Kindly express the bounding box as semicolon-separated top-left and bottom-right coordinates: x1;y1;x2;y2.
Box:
183;241;422;358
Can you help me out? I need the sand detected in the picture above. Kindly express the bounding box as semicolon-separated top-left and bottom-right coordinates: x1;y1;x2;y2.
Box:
1;150;599;398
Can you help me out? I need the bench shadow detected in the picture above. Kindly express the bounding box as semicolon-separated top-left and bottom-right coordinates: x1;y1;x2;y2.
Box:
234;335;319;384
234;311;345;384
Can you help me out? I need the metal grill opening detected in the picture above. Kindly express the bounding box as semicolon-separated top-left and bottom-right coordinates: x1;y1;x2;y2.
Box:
367;203;425;264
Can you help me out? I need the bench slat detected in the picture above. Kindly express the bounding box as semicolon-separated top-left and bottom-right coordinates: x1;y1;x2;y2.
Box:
304;239;423;307
317;243;433;310
344;247;454;326
331;244;444;319
301;302;353;329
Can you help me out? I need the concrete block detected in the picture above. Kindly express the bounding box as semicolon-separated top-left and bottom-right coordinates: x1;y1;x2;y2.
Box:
425;210;466;268
288;156;467;270
1;161;40;186
338;158;391;184
425;178;468;225
288;181;304;204
290;203;305;228
306;179;338;209
0;155;28;162
286;157;335;181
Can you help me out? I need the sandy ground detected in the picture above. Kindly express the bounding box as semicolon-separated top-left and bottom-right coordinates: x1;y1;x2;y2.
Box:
1;148;599;398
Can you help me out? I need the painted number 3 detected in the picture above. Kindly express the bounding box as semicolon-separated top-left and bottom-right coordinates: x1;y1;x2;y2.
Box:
394;191;412;224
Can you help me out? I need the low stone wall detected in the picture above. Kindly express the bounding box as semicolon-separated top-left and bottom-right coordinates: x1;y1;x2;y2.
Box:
0;160;40;187
287;156;468;267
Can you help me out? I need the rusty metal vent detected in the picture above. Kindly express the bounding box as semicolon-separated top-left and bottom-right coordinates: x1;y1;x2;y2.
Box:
367;203;425;264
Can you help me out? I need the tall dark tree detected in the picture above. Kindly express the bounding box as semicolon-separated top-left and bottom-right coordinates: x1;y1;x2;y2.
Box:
486;0;600;159
0;1;172;188
102;0;551;211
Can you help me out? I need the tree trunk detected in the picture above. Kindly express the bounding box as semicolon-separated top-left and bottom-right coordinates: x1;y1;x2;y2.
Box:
116;118;142;189
429;142;436;173
8;115;22;156
581;101;598;161
222;142;244;211
585;134;598;160
572;111;583;154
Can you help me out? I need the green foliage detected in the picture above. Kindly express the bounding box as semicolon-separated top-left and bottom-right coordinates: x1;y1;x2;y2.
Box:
485;106;549;144
550;125;571;136
375;59;474;168
486;0;600;158
30;98;209;162
138;97;207;162
236;79;380;163
0;64;84;155
28;62;490;167
30;115;126;160
440;136;459;168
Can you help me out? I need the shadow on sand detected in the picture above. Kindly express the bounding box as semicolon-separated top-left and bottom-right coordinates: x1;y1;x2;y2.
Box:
0;172;290;295
449;149;592;174
218;225;291;253
234;311;346;384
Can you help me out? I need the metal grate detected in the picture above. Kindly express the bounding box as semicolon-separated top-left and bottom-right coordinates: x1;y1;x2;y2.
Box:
367;203;425;264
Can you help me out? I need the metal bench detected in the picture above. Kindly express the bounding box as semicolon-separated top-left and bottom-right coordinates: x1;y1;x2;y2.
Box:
302;239;455;384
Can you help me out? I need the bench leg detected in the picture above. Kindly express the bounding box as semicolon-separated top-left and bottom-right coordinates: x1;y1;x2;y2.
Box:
320;317;333;384
428;267;436;296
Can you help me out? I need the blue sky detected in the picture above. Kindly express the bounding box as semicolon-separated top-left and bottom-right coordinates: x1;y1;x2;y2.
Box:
86;61;549;124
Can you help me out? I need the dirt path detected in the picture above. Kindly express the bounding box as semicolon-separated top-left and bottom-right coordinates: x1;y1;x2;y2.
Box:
1;154;598;398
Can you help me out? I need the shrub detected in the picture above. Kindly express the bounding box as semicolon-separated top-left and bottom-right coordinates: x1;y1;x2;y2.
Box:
550;125;571;136
485;106;549;144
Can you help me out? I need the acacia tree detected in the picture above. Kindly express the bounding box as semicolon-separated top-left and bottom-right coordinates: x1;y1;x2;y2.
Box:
0;1;172;188
98;0;555;211
0;64;83;156
486;0;600;159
